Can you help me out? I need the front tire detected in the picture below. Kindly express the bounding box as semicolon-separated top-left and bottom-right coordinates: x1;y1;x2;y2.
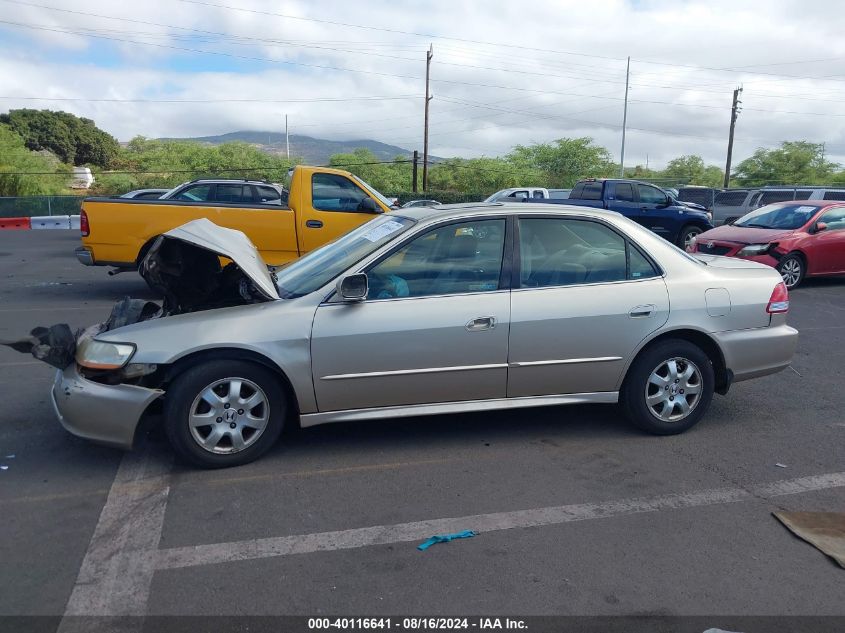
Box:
164;360;286;468
621;340;714;435
777;253;805;289
678;225;703;250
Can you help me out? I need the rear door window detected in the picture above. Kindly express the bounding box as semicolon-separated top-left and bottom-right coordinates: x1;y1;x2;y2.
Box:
823;191;845;200
518;217;656;288
255;185;283;205
614;183;635;202
172;184;212;202
215;184;255;204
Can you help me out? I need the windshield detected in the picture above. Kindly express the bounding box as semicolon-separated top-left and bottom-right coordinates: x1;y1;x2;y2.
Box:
734;203;820;230
353;176;394;209
275;216;416;298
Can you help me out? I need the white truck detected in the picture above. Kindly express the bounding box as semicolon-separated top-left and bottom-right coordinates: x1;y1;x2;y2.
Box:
484;187;571;202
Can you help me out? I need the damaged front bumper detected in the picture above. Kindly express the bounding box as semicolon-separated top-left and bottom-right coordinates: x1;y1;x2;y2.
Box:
51;364;164;450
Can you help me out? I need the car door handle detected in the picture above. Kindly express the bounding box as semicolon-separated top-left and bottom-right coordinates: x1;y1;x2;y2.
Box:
629;305;655;318
306;220;323;228
465;316;496;331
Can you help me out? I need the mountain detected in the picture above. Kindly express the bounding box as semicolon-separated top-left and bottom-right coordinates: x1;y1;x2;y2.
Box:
160;131;424;165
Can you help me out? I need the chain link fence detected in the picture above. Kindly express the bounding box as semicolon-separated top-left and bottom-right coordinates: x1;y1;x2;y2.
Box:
0;196;86;218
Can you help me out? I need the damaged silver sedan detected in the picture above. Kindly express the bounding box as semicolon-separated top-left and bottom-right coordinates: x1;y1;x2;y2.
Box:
7;206;798;468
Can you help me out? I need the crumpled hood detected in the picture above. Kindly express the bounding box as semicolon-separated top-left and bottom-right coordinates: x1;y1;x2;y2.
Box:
698;224;794;245
162;219;279;300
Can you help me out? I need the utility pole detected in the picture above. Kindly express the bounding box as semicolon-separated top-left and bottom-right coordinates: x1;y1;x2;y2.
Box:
412;150;419;192
422;44;433;191
285;114;290;159
619;56;630;178
723;86;742;188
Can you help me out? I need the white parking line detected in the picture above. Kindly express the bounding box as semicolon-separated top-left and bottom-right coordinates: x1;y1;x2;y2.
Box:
155;471;845;571
58;444;172;625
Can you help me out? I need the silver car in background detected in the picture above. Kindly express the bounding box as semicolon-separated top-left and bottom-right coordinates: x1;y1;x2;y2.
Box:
50;204;798;468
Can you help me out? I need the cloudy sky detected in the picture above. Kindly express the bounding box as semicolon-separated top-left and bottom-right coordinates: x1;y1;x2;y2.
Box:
2;0;845;169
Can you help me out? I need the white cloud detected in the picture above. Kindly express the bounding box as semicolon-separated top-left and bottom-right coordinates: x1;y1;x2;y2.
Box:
1;0;845;167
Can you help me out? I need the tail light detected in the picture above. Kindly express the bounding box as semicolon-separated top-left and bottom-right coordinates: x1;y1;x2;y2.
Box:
80;210;89;237
767;281;789;314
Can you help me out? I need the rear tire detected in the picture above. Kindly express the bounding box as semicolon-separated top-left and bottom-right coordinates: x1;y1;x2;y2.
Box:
776;253;805;289
621;339;714;435
164;360;286;468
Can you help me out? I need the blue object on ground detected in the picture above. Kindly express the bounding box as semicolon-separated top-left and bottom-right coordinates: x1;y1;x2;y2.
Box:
417;530;476;551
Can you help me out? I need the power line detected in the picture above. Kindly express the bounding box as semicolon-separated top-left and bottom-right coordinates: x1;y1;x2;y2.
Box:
0;95;422;103
173;0;627;61
0;159;414;177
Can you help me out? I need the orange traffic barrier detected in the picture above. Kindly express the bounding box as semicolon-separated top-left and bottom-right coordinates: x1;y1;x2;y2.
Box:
0;217;30;230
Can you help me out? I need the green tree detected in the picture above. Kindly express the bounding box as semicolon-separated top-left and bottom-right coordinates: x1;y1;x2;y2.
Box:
327;148;412;192
427;156;542;195
507;137;614;187
90;137;299;194
660;155;724;187
0;124;70;196
733;141;839;186
0;109;120;167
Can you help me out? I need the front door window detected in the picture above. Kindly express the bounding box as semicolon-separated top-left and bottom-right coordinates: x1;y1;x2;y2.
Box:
366;219;506;299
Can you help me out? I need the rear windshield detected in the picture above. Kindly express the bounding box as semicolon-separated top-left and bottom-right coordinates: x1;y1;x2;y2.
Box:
571;182;603;200
735;203;820;230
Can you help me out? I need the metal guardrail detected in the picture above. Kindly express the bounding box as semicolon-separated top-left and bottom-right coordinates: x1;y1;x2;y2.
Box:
0;196;86;218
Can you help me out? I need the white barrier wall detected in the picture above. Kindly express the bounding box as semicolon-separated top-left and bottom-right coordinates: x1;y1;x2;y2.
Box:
30;215;71;230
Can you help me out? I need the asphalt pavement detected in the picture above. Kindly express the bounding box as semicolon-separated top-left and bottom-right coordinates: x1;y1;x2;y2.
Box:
1;230;844;626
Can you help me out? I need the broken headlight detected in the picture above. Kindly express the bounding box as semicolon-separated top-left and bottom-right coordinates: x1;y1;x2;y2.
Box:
76;339;136;370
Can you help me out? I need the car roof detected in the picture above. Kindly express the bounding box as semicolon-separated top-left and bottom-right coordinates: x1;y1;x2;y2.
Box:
394;201;627;223
184;179;279;185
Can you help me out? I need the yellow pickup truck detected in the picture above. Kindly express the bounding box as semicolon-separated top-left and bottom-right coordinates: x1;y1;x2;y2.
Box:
75;165;394;269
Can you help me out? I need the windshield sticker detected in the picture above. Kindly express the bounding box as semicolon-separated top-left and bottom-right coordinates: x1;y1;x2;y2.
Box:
794;206;817;214
362;220;405;242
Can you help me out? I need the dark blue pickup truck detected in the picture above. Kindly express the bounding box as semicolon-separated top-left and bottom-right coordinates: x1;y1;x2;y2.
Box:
525;178;713;249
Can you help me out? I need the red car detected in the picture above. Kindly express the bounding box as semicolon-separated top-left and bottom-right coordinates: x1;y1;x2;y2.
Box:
689;200;845;288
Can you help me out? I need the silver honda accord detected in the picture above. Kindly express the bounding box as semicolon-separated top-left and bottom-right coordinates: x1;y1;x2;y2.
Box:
45;204;797;468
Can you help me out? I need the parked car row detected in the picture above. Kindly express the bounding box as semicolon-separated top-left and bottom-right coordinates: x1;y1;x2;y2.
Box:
678;185;845;226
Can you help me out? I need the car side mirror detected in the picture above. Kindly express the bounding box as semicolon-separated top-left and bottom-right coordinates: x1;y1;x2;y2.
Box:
358;197;381;214
812;221;828;234
337;273;368;301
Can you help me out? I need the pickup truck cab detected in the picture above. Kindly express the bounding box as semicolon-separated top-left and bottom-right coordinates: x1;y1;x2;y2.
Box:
76;165;394;269
484;187;571;202
542;178;713;249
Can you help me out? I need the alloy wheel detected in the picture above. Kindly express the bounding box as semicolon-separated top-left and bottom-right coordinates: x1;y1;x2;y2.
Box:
188;377;270;454
780;258;802;288
644;357;703;422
